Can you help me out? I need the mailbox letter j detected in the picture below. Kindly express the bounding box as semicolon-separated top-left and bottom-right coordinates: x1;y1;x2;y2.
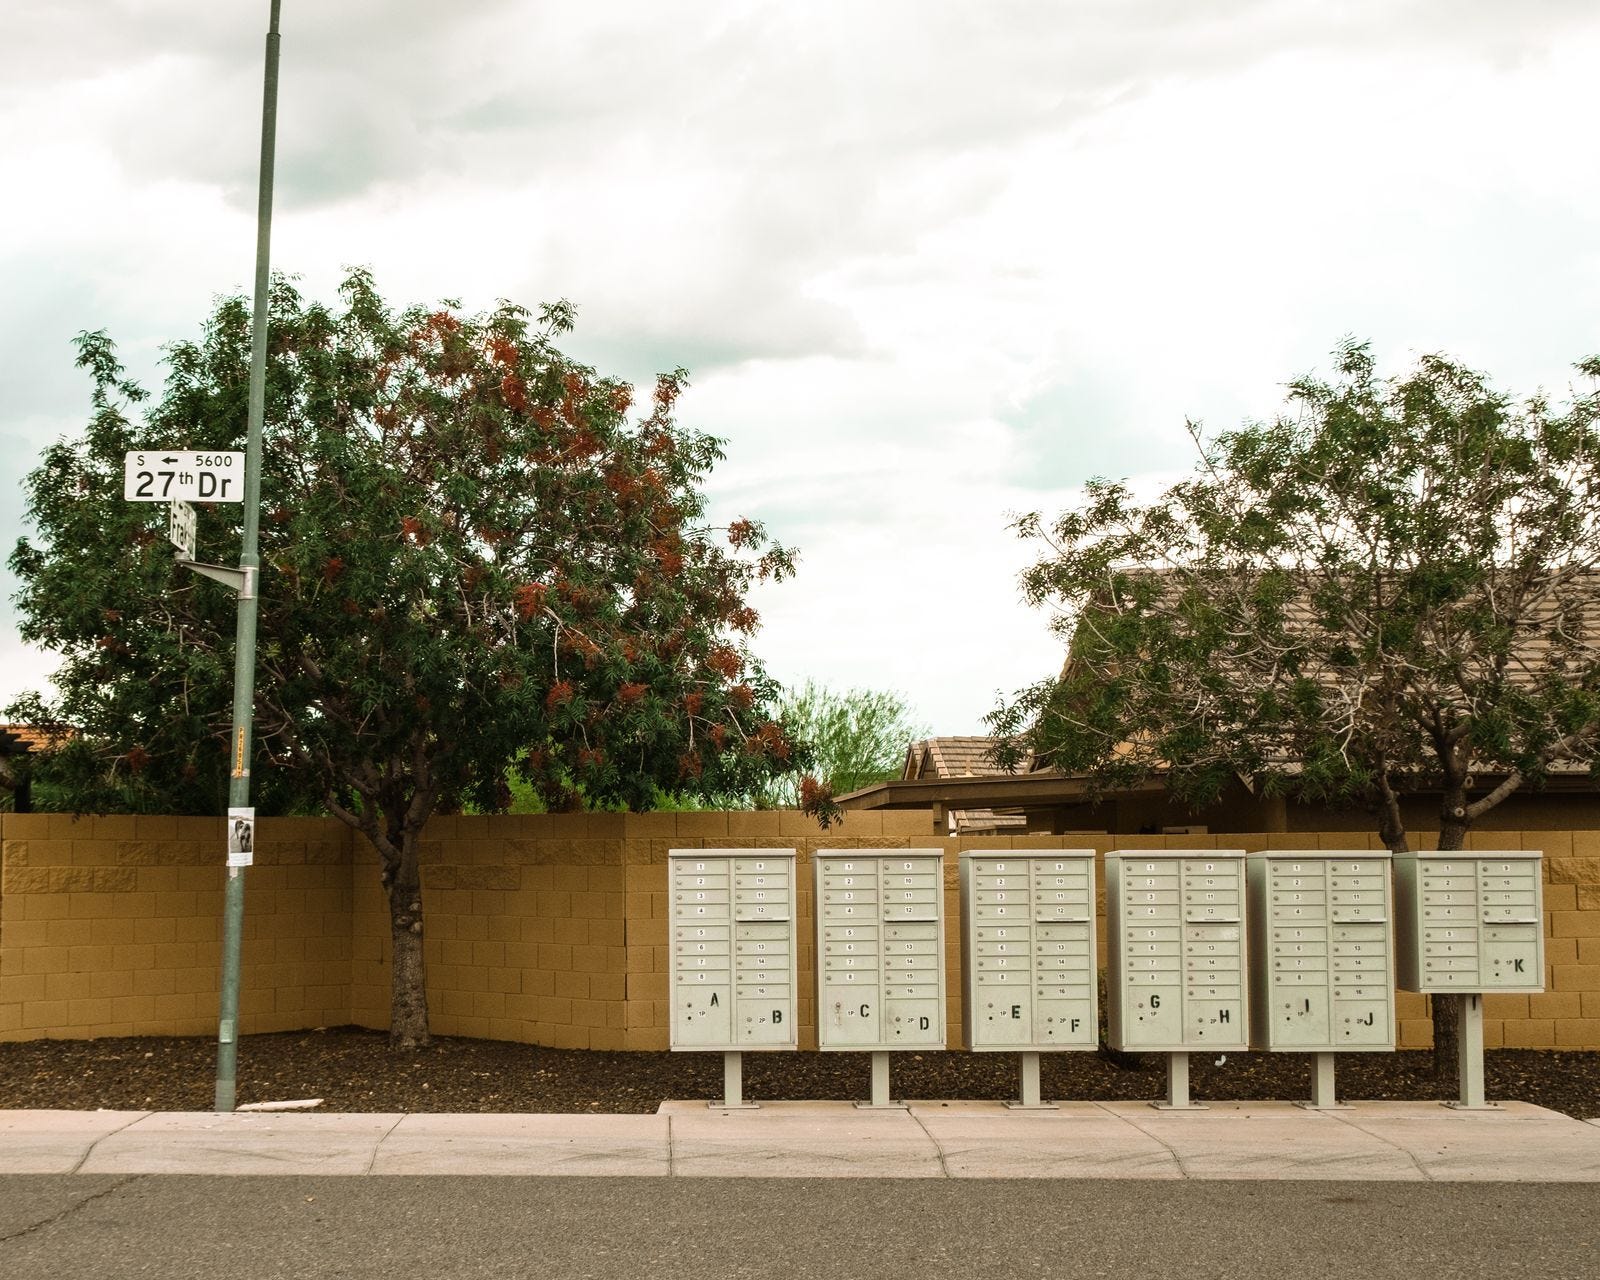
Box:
1359;1011;1374;1025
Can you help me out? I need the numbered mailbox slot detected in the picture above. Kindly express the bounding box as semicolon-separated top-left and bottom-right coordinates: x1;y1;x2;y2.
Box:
1184;923;1244;1039
734;865;792;922
1033;860;1092;921
972;919;1035;1049
883;861;941;921
1479;859;1540;924
821;923;881;983
672;924;733;1043
884;921;942;997
673;869;731;919
1183;860;1244;928
734;921;791;987
1033;918;1096;1046
820;864;879;924
735;922;793;1045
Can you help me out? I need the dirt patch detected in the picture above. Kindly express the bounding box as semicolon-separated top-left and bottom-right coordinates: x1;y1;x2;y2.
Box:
2;1030;1596;1118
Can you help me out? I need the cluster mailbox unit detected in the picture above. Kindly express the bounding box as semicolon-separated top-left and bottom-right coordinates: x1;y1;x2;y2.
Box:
666;841;1548;1112
1106;849;1249;1106
669;848;798;1106
1246;850;1395;1107
815;848;946;1106
1393;849;1545;1108
958;850;1098;1106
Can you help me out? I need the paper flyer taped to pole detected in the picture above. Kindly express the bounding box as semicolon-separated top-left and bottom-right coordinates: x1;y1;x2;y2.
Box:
227;808;256;867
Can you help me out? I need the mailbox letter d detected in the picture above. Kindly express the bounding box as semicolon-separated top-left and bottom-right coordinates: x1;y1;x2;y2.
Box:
918;1016;930;1030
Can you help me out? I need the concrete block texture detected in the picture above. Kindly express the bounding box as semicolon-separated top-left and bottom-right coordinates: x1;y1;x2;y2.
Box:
5;816;1600;1049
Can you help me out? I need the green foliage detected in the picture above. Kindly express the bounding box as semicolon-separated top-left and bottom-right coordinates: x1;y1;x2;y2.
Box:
10;269;802;835
757;681;929;808
991;340;1600;850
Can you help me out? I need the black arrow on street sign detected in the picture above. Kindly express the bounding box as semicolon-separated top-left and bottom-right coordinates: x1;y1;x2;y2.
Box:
162;456;179;463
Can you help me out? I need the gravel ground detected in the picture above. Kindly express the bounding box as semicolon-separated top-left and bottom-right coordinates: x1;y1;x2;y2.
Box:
1;1029;1596;1118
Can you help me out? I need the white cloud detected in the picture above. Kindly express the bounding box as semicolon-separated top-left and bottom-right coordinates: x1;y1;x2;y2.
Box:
4;1;1600;737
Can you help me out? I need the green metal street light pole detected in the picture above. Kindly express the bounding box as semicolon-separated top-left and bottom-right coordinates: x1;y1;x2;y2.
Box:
215;0;282;1113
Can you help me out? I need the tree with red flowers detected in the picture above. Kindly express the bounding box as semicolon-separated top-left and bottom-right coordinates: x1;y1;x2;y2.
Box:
9;270;801;1046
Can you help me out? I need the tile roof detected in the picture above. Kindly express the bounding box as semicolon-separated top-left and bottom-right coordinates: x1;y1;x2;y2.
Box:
0;723;67;754
901;736;1031;781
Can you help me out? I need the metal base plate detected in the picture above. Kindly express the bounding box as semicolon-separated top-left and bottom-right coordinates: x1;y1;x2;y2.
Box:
1295;1101;1354;1111
1004;1101;1060;1111
1444;1101;1505;1112
1150;1101;1209;1111
710;1102;760;1111
854;1100;909;1110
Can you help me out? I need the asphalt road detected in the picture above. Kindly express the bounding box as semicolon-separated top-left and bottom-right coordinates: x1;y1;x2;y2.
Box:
2;1176;1597;1280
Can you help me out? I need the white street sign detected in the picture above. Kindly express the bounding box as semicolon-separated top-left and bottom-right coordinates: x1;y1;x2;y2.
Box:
167;500;197;559
124;451;245;503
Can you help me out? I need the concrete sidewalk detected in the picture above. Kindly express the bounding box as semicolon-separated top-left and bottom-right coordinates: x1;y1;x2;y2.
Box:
4;1100;1600;1181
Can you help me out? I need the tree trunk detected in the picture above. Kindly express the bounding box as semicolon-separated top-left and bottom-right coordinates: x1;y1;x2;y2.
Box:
385;829;431;1049
1430;800;1470;1077
380;819;432;1049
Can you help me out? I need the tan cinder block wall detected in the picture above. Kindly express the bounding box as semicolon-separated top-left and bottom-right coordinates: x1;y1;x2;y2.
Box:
0;813;354;1040
350;814;635;1050
6;810;1600;1051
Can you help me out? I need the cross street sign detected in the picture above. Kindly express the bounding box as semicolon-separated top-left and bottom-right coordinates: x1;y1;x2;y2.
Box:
167;500;197;559
124;451;245;503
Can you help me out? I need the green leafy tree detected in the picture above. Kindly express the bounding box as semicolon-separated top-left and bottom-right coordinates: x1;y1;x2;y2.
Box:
760;681;929;813
10;270;801;1046
990;341;1600;1066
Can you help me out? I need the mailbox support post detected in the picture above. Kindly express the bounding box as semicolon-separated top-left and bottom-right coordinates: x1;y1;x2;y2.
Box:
1297;1052;1349;1110
1447;994;1500;1110
1154;1051;1206;1110
856;1051;904;1109
715;1051;758;1110
1007;1051;1057;1110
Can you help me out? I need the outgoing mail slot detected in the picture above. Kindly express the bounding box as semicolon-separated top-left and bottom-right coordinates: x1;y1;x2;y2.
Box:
736;921;791;942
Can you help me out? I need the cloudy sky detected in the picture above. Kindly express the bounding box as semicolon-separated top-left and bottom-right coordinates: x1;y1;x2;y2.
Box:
3;0;1599;735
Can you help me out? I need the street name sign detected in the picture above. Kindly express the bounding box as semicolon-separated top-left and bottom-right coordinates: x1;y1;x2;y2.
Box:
124;451;245;502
